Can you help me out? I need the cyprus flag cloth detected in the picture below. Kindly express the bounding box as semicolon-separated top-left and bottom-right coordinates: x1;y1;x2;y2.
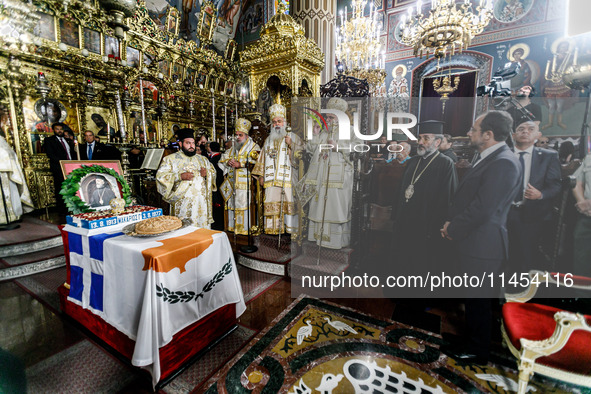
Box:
89;226;243;388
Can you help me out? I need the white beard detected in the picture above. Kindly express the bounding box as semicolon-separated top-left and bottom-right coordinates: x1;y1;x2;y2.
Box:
417;145;436;157
235;140;245;152
269;126;286;144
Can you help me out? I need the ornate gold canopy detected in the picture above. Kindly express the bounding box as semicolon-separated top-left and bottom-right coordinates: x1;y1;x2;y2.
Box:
240;5;324;108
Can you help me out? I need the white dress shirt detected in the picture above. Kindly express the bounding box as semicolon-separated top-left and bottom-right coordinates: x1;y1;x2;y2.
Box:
514;145;534;203
473;142;506;167
58;136;71;159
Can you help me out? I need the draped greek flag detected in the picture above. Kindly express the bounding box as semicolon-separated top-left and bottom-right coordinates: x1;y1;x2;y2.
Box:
67;230;123;314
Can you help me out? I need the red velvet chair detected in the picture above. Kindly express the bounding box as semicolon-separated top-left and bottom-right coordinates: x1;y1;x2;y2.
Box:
502;270;591;393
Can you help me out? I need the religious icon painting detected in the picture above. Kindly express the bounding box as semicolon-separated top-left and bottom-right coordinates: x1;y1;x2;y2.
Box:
494;0;533;23
59;19;80;48
218;79;226;94
197;70;208;88
126;47;140;68
0;111;8;141
83;28;101;54
208;74;216;91
199;2;216;43
186;68;196;85
166;7;180;36
170;123;181;137
226;82;235;97
172;63;185;81
132;116;157;144
105;35;120;57
143;53;154;66
85;106;116;138
159;60;171;77
34;13;56;41
24;97;79;153
225;39;237;61
506;43;541;90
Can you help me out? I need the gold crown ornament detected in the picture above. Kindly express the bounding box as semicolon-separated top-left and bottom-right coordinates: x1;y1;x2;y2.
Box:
269;103;286;120
236;118;251;134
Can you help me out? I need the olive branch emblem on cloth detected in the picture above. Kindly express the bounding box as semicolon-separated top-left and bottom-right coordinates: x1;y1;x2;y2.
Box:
155;259;233;304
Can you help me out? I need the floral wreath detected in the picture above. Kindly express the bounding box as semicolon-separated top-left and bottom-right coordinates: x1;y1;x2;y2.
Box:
60;165;131;214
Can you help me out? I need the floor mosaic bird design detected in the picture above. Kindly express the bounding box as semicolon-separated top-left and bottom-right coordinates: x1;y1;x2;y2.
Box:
324;316;358;334
297;319;314;345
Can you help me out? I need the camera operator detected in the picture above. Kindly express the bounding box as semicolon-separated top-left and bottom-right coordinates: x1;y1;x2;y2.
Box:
507;85;542;129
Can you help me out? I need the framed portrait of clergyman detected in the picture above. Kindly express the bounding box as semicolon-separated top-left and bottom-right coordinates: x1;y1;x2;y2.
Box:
80;173;121;209
59;162;127;213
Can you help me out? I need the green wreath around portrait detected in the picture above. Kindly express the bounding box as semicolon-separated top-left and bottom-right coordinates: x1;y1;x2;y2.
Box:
60;165;131;214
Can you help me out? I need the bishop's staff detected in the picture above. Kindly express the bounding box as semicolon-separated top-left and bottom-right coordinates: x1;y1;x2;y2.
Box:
231;122;238;246
316;126;335;265
278;126;292;250
240;145;259;253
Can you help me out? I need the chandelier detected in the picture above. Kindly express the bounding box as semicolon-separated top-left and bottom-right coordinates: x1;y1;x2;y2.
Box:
433;71;460;114
400;0;493;62
335;0;386;92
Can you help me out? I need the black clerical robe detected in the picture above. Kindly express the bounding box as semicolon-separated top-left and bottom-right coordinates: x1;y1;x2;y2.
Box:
393;151;458;271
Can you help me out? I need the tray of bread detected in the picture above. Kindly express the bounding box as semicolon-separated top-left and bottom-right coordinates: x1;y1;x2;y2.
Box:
122;216;192;237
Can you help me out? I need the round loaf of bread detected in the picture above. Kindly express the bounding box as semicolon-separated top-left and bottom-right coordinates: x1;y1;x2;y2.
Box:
135;216;183;235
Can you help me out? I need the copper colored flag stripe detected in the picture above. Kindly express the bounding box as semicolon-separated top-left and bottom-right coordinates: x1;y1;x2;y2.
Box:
141;228;219;273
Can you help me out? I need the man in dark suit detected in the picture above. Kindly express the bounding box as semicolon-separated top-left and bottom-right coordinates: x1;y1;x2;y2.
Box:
438;134;458;163
79;130;121;161
43;122;74;213
440;110;521;363
508;116;562;275
394;121;458;275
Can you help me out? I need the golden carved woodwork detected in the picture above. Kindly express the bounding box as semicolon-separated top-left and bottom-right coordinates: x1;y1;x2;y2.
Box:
0;0;243;209
240;5;324;114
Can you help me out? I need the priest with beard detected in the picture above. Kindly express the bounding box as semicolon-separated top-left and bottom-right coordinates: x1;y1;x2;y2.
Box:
393;121;458;278
218;118;261;235
253;104;302;235
156;128;217;228
303;97;354;249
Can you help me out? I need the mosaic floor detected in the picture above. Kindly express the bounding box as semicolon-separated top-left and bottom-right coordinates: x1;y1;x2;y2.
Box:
203;296;589;394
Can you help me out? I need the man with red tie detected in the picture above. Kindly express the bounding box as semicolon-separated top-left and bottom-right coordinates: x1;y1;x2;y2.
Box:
44;122;73;213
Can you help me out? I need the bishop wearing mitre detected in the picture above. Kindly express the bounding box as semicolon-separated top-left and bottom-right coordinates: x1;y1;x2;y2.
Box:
252;104;301;234
218;118;261;234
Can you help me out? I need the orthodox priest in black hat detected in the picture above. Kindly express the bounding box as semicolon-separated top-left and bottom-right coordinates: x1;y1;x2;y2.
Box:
391;120;458;285
156;127;217;228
